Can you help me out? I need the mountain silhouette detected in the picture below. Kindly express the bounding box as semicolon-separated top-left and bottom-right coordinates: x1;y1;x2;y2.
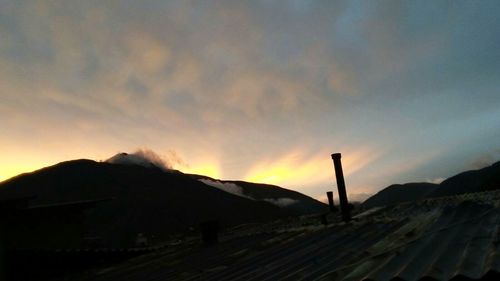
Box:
362;182;438;208
362;161;500;207
428;161;500;197
0;158;326;247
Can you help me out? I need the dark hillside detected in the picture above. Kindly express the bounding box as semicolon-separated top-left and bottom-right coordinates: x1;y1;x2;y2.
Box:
0;160;293;247
363;161;500;207
428;161;500;198
362;183;438;208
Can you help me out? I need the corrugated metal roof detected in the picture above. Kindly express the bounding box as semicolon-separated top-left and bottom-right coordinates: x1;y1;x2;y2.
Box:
27;198;112;209
75;190;500;281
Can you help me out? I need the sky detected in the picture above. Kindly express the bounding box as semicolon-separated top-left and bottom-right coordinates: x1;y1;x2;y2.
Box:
1;0;499;202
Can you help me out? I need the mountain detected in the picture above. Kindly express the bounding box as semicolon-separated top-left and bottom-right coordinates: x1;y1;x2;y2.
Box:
427;161;500;198
362;161;500;208
0;158;326;247
362;183;438;208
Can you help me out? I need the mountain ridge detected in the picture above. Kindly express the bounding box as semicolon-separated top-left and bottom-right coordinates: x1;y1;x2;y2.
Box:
362;161;500;207
0;158;326;247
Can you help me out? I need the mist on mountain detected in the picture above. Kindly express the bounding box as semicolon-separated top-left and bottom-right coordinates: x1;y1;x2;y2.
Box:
105;150;171;171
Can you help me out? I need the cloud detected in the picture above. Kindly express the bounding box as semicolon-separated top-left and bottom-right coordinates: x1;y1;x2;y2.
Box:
105;149;188;171
106;149;170;171
1;1;499;200
163;150;188;169
426;177;445;184
199;179;298;208
198;179;253;200
348;193;372;203
316;192;373;205
263;198;298;207
125;32;171;74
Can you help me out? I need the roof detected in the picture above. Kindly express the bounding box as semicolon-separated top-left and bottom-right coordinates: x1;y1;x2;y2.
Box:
26;198;112;210
75;190;500;281
0;196;110;211
0;195;36;209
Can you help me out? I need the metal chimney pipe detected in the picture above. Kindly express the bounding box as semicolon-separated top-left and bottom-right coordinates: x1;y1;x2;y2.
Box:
200;220;219;245
331;153;351;222
326;191;336;212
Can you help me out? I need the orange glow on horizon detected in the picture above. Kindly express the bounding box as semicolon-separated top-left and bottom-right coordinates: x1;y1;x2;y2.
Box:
182;162;221;179
0;146;382;200
244;147;382;190
0;162;50;183
246;165;292;184
244;151;331;187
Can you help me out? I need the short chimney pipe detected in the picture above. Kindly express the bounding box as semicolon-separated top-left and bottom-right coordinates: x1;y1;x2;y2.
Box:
331;153;351;222
200;220;219;245
326;191;336;212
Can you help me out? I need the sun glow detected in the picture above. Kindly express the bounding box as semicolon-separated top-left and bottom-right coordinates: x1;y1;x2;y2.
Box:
244;151;332;187
246;166;291;184
0;162;49;183
244;147;382;192
183;162;221;179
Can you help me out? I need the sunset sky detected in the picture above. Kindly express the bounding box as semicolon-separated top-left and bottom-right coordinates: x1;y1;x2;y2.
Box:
1;1;499;201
